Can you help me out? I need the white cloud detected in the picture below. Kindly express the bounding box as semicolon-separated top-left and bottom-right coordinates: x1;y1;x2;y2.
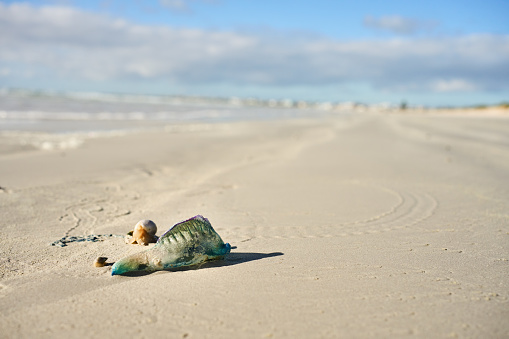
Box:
159;0;217;13
364;15;438;35
0;3;508;96
432;79;478;92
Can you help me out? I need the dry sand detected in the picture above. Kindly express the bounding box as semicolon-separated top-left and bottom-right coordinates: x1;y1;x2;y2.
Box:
0;112;508;338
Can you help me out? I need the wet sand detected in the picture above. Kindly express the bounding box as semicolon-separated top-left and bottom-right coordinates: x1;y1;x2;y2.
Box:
0;112;508;338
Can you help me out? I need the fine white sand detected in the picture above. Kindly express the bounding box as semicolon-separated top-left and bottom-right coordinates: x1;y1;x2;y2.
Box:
0;112;508;338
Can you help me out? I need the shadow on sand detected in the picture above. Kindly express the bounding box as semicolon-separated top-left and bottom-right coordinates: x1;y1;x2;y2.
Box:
119;251;284;277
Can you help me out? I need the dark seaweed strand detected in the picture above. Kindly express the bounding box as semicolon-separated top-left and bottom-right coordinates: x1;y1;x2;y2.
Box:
50;234;123;247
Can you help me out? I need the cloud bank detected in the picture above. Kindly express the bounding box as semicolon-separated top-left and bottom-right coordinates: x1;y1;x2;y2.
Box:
1;3;508;99
363;15;438;35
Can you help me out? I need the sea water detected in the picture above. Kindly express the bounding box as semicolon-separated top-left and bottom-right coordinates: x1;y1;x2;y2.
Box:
0;89;349;153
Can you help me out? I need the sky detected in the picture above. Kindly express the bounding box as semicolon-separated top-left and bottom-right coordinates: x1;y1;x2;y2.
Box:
0;0;508;106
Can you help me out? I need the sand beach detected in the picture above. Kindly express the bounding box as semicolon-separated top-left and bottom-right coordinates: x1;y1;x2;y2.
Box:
0;109;508;338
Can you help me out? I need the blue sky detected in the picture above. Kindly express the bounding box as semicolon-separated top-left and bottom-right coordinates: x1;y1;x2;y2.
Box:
1;0;508;106
78;0;509;38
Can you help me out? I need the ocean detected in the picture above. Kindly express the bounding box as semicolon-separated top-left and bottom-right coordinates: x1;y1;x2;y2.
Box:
0;89;349;153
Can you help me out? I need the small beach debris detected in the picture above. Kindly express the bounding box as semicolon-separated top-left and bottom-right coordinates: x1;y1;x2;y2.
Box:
94;257;108;267
112;215;231;276
126;220;158;245
50;234;123;247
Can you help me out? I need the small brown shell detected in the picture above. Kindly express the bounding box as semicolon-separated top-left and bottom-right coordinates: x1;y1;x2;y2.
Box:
94;257;108;267
129;220;158;245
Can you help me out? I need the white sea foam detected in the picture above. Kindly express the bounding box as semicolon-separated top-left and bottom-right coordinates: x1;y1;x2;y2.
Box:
0;129;132;152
